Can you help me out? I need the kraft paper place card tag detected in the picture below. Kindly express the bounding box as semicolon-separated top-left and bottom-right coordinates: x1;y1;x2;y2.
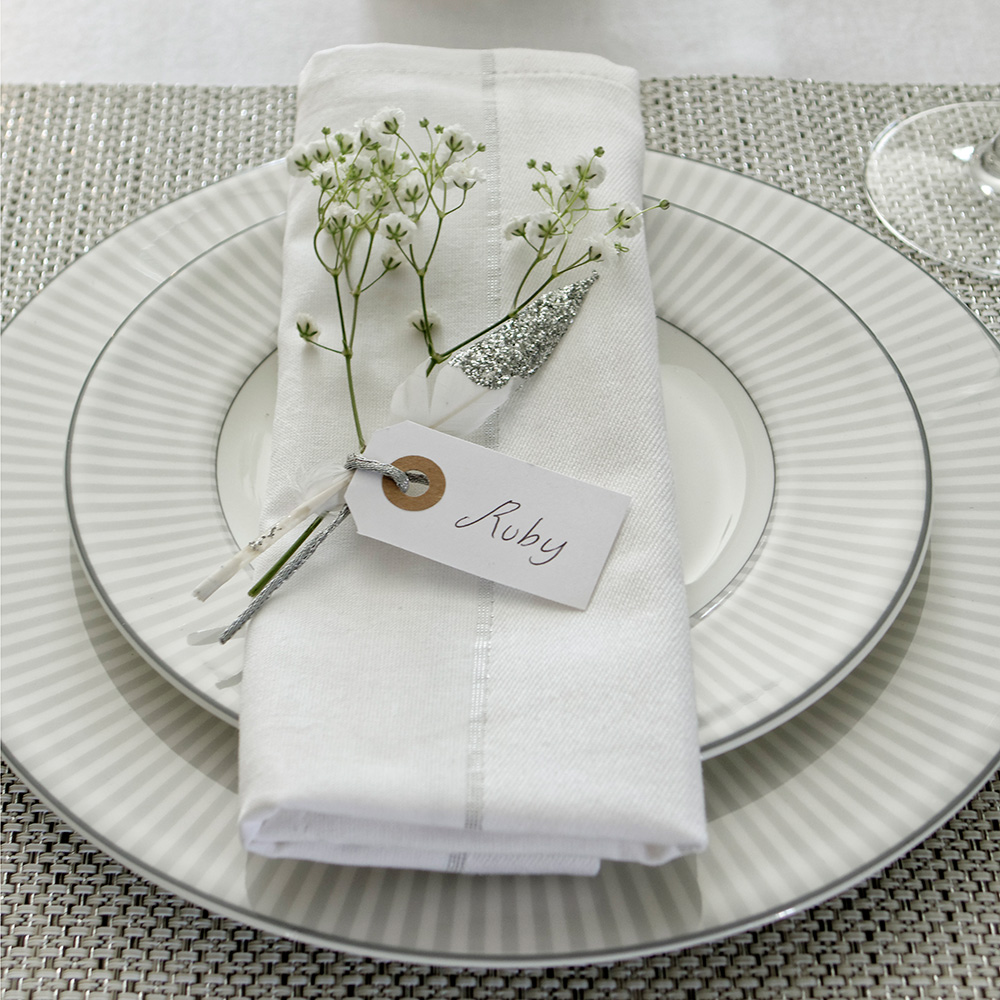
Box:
345;421;630;609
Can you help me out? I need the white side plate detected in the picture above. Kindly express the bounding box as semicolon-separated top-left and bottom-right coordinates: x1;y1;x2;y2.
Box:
65;202;928;754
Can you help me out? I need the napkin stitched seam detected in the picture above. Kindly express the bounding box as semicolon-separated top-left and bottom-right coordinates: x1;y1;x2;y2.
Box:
447;50;502;874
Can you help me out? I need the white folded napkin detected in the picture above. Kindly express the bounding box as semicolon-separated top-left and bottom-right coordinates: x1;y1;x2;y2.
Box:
238;43;706;875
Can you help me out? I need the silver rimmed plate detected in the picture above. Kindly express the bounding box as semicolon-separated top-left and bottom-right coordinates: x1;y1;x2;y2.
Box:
63;197;929;755
3;154;998;966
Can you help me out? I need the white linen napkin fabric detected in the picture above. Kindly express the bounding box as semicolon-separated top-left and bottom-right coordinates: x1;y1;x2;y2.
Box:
237;43;706;875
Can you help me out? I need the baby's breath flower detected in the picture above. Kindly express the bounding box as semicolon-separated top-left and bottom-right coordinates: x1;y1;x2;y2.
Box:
528;210;561;241
354;118;378;146
381;245;405;270
567;153;606;188
440;125;475;155
441;161;482;190
554;170;576;192
334;131;357;155
381;211;417;244
586;234;621;261
326;202;360;230
286;143;312;175
376;146;398;172
307;138;331;163
350;152;374;179
296;313;320;338
607;202;642;235
370;107;405;134
408;309;441;336
358;181;391;214
289;115;632;463
399;175;426;204
503;215;531;240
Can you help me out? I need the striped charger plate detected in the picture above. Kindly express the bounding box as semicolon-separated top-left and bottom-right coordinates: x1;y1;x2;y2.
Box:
2;152;997;965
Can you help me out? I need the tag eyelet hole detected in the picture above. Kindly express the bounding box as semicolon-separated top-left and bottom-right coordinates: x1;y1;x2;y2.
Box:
402;471;430;497
382;455;446;511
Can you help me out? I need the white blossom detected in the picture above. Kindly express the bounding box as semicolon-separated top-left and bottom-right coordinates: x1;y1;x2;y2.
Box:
503;215;531;240
286;143;312;175
567;153;606;188
554;169;577;192
376;146;399;172
351;152;374;179
407;309;441;335
306;138;331;163
326;202;360;229
354;118;378;146
528;210;561;241
607;202;642;235
358;180;390;214
586;233;621;261
296;313;319;337
333;130;358;155
440;125;475;155
399;175;426;203
381;245;406;270
381;211;417;244
369;107;405;134
441;161;482;190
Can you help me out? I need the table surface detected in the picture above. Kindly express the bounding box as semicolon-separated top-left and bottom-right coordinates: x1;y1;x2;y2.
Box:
2;77;1000;998
2;0;999;86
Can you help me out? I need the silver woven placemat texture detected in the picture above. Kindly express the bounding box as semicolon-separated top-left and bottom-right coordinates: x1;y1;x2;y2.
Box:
2;79;999;998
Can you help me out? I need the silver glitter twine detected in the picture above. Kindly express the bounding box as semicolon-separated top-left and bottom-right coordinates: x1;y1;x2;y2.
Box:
447;272;598;389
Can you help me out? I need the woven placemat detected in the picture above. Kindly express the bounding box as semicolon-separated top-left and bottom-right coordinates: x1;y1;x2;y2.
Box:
3;78;999;998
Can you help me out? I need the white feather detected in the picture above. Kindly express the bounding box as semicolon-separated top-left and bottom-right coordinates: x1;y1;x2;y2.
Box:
389;361;517;435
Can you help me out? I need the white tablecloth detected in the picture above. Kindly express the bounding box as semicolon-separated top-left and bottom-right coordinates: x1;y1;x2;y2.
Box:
1;0;997;86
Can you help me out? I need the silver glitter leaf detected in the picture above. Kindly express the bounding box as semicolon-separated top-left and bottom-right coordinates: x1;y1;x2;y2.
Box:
447;272;598;389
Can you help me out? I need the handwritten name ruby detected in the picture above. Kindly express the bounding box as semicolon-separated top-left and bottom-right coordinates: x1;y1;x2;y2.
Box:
453;500;566;565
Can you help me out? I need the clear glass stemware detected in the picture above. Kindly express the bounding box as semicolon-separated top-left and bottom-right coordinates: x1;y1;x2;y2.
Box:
864;101;1000;277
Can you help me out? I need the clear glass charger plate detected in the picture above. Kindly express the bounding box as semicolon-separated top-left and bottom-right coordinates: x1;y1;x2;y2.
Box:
63;193;930;756
2;153;998;966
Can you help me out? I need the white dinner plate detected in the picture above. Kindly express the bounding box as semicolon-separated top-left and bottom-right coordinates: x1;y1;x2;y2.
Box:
63;199;930;755
2;153;998;966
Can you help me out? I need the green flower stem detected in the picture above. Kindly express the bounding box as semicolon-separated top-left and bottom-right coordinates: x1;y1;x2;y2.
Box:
343;349;364;450
426;310;511;369
313;224;340;278
511;251;546;310
417;273;435;355
348;230;377;351
305;339;346;356
357;268;392;295
426;249;595;373
413;208;448;354
247;515;323;598
423;211;446;270
398;129;427;172
333;274;366;450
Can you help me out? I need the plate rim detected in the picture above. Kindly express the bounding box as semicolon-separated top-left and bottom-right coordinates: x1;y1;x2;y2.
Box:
62;214;286;722
5;736;996;967
62;201;932;755
649;203;933;753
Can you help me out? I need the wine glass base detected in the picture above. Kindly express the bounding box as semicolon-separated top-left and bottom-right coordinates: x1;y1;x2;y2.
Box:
864;102;1000;277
